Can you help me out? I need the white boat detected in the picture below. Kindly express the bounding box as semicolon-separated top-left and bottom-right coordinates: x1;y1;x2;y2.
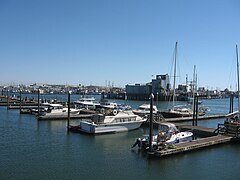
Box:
132;104;158;116
97;99;118;109
132;122;193;149
71;111;147;134
95;99;118;115
161;42;207;118
225;45;240;123
43;104;80;115
74;97;100;110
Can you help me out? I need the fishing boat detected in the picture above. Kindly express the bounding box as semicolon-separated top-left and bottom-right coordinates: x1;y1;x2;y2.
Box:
132;122;193;149
69;111;147;134
132;104;158;117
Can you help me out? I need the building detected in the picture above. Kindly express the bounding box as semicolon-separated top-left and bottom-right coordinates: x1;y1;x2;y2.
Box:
125;74;170;101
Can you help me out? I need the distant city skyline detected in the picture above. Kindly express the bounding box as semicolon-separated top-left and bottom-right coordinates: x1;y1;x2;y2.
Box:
1;0;240;90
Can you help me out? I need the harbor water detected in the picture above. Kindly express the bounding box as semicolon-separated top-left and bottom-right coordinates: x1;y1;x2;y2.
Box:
1;95;240;179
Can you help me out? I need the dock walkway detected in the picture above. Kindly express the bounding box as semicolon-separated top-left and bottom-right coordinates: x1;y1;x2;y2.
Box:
153;135;233;157
164;114;226;122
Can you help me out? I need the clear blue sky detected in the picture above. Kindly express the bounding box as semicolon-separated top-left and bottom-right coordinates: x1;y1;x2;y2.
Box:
1;0;240;90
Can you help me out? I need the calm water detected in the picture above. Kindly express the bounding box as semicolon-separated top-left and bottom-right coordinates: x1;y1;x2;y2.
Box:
1;96;240;179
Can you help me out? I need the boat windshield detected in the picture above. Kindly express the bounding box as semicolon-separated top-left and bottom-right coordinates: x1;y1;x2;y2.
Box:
158;123;178;134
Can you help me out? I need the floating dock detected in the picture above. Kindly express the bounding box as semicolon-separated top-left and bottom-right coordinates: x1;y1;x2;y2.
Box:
164;114;226;122
151;135;233;157
174;123;217;136
147;122;240;158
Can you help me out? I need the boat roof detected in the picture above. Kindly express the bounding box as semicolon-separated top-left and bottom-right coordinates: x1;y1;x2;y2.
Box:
139;104;157;109
48;104;63;107
79;97;95;101
158;122;178;131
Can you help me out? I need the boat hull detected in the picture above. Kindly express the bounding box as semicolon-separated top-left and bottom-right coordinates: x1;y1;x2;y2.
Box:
78;120;145;134
161;111;205;118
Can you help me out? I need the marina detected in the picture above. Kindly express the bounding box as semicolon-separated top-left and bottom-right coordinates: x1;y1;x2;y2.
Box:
1;1;240;179
1;94;240;179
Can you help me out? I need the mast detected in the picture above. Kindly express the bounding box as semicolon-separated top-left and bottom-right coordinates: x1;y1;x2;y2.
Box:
172;42;177;108
236;44;240;114
192;65;196;110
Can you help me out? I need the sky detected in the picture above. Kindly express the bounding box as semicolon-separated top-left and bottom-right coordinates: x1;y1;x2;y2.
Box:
0;0;240;90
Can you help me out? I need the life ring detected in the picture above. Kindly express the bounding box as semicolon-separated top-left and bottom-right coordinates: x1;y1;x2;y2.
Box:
100;108;105;114
112;109;118;116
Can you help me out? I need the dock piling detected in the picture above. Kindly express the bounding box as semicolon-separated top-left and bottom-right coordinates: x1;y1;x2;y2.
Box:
37;89;40;118
67;91;71;131
149;85;154;153
19;90;22;113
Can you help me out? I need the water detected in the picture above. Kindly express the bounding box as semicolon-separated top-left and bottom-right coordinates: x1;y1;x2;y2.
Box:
1;97;240;179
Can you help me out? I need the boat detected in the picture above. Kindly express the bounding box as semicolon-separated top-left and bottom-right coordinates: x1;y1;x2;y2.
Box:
225;45;240;123
30;102;51;115
41;103;80;116
161;105;207;118
132;122;193;149
132;104;158;117
74;97;100;110
161;42;207;118
95;99;118;115
69;111;147;134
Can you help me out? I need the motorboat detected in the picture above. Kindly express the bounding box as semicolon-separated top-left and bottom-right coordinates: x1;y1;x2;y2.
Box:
95;99;118;115
132;104;158;117
42;103;80;116
96;99;118;109
69;111;147;134
74;97;100;110
132;122;193;149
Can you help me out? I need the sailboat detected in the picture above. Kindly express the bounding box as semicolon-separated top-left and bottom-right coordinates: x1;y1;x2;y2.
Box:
225;44;240;123
161;42;206;118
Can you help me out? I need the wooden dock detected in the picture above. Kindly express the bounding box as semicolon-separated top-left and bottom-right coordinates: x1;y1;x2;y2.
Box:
152;135;233;157
174;123;217;136
164;114;226;122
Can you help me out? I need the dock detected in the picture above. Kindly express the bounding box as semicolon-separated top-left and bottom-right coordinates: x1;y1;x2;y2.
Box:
152;135;233;157
174;123;217;136
146;122;240;158
164;114;226;122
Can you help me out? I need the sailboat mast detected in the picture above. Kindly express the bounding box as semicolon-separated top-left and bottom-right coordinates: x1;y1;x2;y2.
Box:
173;42;177;108
236;44;240;113
192;65;196;110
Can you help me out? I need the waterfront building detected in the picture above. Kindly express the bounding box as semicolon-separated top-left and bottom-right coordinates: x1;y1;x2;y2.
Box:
126;74;170;101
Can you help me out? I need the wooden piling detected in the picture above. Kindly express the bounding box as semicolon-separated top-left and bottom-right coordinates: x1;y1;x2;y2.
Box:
19;90;22;113
37;89;40;118
67;91;71;130
149;92;154;152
